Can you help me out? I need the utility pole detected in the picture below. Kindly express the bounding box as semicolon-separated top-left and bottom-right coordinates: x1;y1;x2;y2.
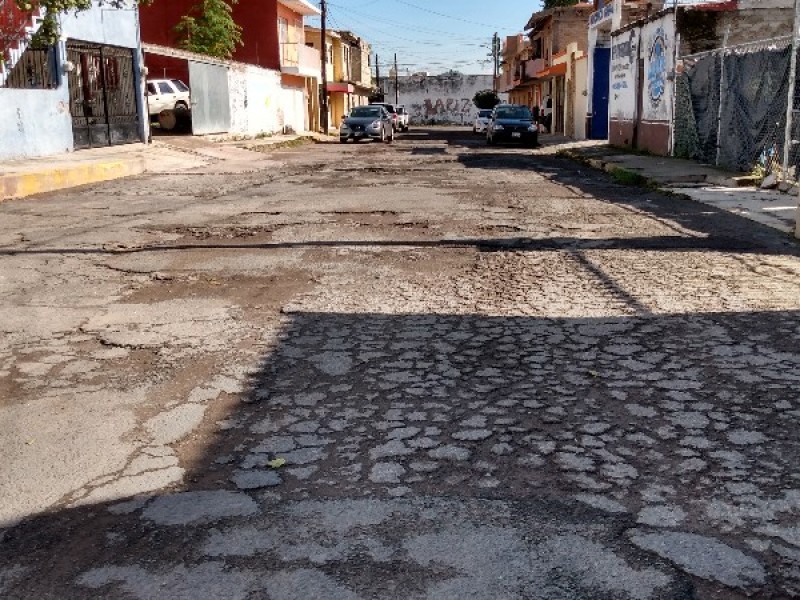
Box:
375;53;381;100
492;32;499;92
320;0;329;134
394;53;399;105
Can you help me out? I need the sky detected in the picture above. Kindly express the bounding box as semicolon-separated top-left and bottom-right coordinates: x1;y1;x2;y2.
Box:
307;0;545;77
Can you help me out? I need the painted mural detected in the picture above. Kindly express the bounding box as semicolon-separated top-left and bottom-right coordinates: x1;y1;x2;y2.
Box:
641;15;674;121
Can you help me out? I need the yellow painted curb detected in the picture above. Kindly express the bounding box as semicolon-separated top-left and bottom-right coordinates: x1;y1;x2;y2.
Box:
0;157;146;201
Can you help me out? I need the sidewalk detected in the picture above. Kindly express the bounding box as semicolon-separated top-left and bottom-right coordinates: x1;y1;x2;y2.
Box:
0;132;322;202
0;144;148;201
555;142;800;239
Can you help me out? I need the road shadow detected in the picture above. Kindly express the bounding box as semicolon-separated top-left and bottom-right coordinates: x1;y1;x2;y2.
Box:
1;309;799;598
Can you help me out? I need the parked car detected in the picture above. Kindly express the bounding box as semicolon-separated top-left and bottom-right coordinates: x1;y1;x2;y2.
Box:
473;109;493;134
395;105;410;132
340;105;394;143
146;79;191;118
369;102;399;131
486;104;538;147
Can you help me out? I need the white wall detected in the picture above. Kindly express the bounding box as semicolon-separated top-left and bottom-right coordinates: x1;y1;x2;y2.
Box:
609;28;639;121
279;84;307;134
228;64;285;136
59;1;140;46
383;73;495;125
0;88;73;159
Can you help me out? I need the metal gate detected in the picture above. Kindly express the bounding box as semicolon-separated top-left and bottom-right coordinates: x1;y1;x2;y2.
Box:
188;61;231;135
67;41;140;149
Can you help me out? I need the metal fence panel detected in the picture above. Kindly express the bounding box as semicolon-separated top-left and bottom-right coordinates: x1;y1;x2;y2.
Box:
676;38;800;178
188;61;231;135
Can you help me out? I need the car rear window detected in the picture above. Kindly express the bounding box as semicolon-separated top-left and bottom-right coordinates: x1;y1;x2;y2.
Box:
397;107;406;115
351;107;382;118
171;79;190;92
479;110;492;118
495;106;532;120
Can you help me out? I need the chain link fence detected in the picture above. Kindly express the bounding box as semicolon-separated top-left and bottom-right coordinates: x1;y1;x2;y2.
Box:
674;35;800;180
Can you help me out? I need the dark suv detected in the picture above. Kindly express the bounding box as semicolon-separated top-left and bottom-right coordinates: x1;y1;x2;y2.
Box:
486;104;538;147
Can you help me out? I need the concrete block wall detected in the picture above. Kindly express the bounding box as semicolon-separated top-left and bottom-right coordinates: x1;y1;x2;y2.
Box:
722;9;794;46
382;73;495;125
552;6;594;55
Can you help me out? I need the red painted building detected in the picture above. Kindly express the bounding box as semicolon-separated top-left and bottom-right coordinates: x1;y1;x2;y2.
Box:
138;0;281;71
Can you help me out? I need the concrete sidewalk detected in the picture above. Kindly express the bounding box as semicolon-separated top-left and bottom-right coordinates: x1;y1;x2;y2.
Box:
556;142;800;239
0;132;322;202
0;144;148;201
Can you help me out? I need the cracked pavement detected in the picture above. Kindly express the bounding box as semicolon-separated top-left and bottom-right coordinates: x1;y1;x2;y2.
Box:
1;128;800;599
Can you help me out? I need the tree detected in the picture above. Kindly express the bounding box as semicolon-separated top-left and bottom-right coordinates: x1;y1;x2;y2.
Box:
473;89;500;110
543;0;579;8
15;0;153;48
174;0;242;59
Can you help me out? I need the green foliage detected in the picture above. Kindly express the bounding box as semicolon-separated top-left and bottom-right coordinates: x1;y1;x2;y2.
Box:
15;0;152;48
174;0;242;59
610;168;649;187
543;0;579;8
473;89;500;110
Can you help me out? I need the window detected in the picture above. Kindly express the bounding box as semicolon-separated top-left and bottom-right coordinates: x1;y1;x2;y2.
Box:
171;79;189;92
158;81;173;94
278;17;288;46
147;82;157;95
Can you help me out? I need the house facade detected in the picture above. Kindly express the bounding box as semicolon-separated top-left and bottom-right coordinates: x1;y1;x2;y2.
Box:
0;0;147;160
498;4;591;138
586;0;663;139
305;27;373;130
138;0;320;135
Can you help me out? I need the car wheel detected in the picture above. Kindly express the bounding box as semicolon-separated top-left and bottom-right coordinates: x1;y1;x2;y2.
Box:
379;127;385;143
386;128;394;143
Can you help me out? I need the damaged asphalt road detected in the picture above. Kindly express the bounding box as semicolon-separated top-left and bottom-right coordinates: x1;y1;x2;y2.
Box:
1;128;800;599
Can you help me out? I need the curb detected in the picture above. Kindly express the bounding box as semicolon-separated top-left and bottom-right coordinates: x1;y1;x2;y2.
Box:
0;157;146;202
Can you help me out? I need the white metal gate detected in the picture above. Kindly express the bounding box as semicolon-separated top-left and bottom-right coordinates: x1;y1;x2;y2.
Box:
188;61;231;135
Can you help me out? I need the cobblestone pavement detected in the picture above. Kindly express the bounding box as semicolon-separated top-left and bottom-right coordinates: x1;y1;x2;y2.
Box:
1;128;800;598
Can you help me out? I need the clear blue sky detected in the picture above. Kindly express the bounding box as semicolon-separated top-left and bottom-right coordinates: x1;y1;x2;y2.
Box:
307;1;545;76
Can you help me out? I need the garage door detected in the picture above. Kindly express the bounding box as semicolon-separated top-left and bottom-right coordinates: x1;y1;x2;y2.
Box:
188;61;231;135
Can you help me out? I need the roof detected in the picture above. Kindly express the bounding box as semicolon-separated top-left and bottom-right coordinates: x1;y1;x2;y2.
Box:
525;2;594;32
278;0;321;17
536;62;568;79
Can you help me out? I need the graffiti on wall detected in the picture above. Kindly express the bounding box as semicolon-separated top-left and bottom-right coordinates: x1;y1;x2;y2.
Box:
410;97;474;123
384;73;495;125
610;29;638;119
